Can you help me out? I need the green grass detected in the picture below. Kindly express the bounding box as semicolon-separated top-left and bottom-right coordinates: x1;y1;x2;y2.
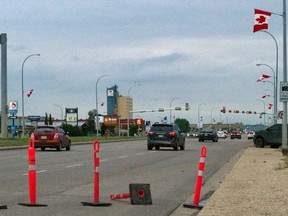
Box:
0;136;146;147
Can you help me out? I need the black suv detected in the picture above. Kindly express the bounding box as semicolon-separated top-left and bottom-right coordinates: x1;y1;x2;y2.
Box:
147;123;185;151
253;124;282;148
199;128;218;142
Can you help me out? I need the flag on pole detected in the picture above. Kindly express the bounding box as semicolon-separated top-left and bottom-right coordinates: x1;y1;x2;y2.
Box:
253;9;272;32
257;74;271;82
262;94;271;98
268;103;273;110
27;89;33;97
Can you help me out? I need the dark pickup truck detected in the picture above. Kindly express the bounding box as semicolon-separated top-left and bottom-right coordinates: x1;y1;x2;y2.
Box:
253;124;282;148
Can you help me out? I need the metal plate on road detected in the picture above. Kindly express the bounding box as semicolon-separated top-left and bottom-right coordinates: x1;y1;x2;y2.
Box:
280;81;288;102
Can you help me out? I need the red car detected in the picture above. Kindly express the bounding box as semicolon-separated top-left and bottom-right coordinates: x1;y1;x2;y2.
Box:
230;131;242;139
31;126;71;151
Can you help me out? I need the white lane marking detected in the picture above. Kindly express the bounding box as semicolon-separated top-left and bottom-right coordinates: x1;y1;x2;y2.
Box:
65;163;83;168
22;170;48;176
118;156;128;159
135;153;145;156
100;159;109;162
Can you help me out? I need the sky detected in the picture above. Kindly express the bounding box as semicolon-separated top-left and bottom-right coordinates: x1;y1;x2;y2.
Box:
0;0;285;126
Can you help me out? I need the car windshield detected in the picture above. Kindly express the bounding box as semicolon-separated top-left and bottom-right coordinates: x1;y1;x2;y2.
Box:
201;129;214;133
35;127;55;132
151;125;173;132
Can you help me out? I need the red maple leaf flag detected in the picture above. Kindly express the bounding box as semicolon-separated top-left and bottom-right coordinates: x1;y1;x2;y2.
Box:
262;94;271;99
27;89;33;97
268;103;273;110
253;9;272;33
257;74;271;82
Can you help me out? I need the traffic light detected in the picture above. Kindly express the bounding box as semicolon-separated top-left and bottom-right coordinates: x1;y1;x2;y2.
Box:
185;103;189;111
246;111;252;114
233;110;239;113
221;106;226;113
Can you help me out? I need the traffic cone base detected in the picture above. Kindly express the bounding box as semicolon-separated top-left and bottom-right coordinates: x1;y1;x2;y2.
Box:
81;202;112;207
18;203;47;207
0;205;7;209
129;183;152;205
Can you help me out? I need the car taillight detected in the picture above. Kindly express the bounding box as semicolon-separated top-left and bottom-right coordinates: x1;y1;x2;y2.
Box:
169;132;176;137
53;133;59;141
148;131;153;136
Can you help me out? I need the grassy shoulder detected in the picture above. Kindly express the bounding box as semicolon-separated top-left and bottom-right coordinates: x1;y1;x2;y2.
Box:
0;136;146;147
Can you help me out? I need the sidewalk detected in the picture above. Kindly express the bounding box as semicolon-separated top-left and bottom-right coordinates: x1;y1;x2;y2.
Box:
197;147;288;216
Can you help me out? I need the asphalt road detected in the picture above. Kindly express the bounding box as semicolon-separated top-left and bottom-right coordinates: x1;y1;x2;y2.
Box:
0;137;249;216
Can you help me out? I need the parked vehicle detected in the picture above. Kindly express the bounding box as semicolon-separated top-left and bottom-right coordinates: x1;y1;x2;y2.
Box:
147;123;185;151
31;126;71;151
199;128;218;142
253;124;282;148
247;131;255;140
231;131;241;139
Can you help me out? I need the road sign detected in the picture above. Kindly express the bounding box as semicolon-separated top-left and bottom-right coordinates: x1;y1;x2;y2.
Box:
28;115;41;121
278;111;284;119
9;101;18;114
280;81;288;102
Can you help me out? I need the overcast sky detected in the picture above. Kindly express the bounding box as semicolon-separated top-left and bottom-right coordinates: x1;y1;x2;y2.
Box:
0;0;284;125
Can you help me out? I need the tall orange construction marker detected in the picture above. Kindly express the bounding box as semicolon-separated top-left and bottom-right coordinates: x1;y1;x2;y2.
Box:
19;138;47;207
81;140;111;207
183;146;207;209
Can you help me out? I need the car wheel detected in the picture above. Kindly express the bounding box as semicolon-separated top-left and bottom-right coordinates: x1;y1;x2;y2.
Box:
270;144;281;149
147;144;153;150
255;137;265;148
66;141;71;151
41;147;45;151
57;142;62;151
173;142;178;151
180;142;185;150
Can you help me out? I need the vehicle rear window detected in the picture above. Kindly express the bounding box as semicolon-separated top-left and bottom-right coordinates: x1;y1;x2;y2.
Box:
201;129;214;133
35;127;55;132
151;125;173;132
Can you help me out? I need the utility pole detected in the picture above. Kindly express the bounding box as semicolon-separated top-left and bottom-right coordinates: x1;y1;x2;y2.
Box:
1;33;7;139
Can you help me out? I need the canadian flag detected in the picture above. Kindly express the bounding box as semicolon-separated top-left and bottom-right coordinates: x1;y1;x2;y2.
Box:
27;89;33;97
253;9;272;33
257;74;271;82
268;103;273;110
262;94;271;99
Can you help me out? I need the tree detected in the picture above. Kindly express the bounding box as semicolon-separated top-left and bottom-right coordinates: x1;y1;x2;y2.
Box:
49;113;53;125
87;109;97;134
45;113;48;125
174;118;191;133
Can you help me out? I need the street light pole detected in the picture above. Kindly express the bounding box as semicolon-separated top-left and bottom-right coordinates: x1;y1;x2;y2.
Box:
170;97;179;123
198;103;206;129
127;83;141;137
53;104;63;121
21;53;40;137
257;99;266;125
257;64;277;124
95;74;109;137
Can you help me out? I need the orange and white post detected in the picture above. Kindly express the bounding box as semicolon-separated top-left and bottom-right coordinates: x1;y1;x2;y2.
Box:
81;140;111;207
183;146;207;209
193;146;207;206
19;138;47;207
